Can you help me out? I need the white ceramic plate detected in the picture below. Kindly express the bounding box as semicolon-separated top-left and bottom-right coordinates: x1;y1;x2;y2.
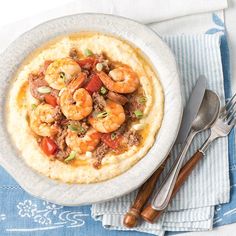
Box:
0;13;182;206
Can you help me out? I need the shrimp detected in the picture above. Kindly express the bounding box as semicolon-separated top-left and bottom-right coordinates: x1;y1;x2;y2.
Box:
97;66;139;93
66;128;101;154
89;99;126;133
45;58;81;90
67;72;86;92
60;87;93;120
29;104;59;136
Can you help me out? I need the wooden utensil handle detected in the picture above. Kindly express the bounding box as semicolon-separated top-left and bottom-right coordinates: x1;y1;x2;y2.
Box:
123;156;169;228
141;151;204;223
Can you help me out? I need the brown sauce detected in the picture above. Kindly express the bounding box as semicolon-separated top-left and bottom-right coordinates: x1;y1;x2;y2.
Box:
16;81;29;109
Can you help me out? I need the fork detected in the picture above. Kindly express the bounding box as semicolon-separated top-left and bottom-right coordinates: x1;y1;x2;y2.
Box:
198;93;236;154
141;93;236;223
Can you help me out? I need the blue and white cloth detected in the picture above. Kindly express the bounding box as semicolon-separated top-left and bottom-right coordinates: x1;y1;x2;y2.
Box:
0;30;235;236
0;1;236;236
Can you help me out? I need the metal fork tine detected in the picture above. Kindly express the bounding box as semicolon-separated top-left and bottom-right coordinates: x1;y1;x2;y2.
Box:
226;98;236;113
208;93;236;142
220;100;231;118
226;93;236;108
220;108;228;119
220;95;236;119
226;100;236;115
220;109;228;119
227;110;236;124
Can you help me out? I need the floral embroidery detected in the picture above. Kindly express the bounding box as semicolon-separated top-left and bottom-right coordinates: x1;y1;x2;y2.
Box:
30;202;62;225
8;200;89;231
17;200;37;218
34;214;51;225
43;201;63;215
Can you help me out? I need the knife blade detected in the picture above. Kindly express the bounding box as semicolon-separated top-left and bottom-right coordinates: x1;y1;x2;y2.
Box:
150;75;207;210
176;75;207;144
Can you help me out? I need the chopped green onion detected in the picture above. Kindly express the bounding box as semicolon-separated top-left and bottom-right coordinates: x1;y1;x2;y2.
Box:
100;86;107;95
96;63;103;71
37;86;51;94
111;133;117;140
138;96;147;104
68;124;85;134
134;110;143;119
59;72;66;81
84;48;93;57
31;104;37;110
68;124;78;132
78;126;85;133
97;111;109;118
65;151;77;162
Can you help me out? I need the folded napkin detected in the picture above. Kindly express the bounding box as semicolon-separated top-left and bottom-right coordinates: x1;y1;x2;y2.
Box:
91;34;230;235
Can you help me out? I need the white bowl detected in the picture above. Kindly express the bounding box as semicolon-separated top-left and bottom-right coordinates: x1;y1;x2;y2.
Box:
0;13;182;206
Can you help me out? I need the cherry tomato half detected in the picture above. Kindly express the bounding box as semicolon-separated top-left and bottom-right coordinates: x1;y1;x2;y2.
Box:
85;74;103;93
40;137;58;156
101;133;121;149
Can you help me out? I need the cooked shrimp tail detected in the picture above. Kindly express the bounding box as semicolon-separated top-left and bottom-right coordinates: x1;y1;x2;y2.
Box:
97;66;139;93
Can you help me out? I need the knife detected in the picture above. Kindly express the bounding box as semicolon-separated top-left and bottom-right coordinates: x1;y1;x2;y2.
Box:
123;75;206;228
176;75;207;143
151;75;207;210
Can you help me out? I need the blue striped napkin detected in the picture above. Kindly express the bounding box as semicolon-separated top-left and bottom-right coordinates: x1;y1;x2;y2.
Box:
91;34;230;235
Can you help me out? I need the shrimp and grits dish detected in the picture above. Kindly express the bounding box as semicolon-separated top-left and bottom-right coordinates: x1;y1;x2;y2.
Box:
6;32;164;183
